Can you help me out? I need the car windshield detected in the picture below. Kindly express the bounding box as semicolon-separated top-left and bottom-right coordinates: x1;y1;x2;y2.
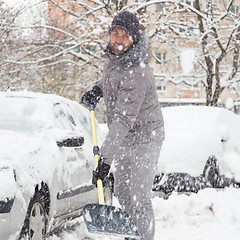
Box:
0;96;49;133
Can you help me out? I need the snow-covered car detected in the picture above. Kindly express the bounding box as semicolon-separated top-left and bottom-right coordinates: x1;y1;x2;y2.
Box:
0;91;113;239
153;106;240;197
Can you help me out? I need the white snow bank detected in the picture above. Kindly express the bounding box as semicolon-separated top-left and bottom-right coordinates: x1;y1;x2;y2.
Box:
154;188;240;240
159;106;240;180
47;188;240;240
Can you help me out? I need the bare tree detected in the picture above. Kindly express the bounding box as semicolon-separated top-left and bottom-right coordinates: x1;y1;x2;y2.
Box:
133;0;240;106
194;0;240;106
1;0;240;105
0;0;107;99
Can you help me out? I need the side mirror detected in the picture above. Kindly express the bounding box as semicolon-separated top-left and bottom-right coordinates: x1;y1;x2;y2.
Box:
56;136;84;147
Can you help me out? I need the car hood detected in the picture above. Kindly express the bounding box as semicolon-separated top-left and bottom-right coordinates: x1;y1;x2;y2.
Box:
0;129;60;197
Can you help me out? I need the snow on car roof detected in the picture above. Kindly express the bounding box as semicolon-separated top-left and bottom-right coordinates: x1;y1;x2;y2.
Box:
0;90;74;104
0;90;87;131
0;91;60;131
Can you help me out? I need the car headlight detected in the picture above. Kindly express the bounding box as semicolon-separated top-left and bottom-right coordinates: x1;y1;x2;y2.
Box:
0;198;14;213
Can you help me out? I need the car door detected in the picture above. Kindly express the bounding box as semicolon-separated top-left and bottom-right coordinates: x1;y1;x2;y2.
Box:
52;102;97;216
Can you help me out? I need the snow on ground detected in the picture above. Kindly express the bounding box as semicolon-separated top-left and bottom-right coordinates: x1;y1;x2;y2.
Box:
153;188;240;240
47;188;240;240
47;106;240;240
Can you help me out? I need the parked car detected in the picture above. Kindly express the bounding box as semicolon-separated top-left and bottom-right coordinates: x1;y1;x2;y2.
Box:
152;106;240;198
0;91;113;239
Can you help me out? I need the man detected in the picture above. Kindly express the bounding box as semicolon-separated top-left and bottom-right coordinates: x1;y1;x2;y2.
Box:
82;11;165;240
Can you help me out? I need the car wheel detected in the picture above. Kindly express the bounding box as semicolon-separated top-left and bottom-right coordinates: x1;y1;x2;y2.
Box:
19;190;48;240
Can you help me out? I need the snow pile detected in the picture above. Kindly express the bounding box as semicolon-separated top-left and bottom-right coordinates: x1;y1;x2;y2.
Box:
47;188;240;240
153;188;240;240
159;106;240;180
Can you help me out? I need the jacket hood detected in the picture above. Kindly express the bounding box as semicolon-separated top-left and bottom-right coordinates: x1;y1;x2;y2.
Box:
104;33;152;70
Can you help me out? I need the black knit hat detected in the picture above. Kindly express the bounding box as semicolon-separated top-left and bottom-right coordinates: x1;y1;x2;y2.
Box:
109;11;140;44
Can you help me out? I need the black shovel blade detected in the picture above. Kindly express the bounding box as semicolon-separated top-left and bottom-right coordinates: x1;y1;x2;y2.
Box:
83;203;140;238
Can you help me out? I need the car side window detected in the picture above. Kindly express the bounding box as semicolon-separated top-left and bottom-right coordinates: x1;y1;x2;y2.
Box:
71;105;92;137
53;103;77;131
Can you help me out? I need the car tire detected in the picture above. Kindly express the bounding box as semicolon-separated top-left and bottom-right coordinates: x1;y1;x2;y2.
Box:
19;189;48;240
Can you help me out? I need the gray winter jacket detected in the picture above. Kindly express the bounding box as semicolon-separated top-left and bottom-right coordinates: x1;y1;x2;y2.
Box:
96;34;165;165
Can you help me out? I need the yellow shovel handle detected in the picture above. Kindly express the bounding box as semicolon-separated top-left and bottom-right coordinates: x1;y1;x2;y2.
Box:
90;110;105;205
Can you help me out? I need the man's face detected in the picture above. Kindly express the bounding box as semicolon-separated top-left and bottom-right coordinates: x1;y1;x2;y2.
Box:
110;28;133;55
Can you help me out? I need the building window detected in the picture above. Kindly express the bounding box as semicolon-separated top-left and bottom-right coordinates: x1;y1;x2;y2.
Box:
186;0;196;8
206;3;217;10
82;45;97;54
230;5;239;14
180;0;196;8
156;52;166;65
157;85;166;92
156;3;165;13
180;27;185;32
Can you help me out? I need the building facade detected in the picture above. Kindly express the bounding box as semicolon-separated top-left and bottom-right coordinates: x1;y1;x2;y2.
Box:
148;0;240;109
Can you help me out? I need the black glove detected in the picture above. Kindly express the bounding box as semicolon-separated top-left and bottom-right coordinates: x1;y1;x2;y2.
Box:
81;86;103;106
92;156;110;186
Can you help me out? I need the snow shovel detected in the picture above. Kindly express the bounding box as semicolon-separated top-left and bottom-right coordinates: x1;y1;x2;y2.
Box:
82;99;140;238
